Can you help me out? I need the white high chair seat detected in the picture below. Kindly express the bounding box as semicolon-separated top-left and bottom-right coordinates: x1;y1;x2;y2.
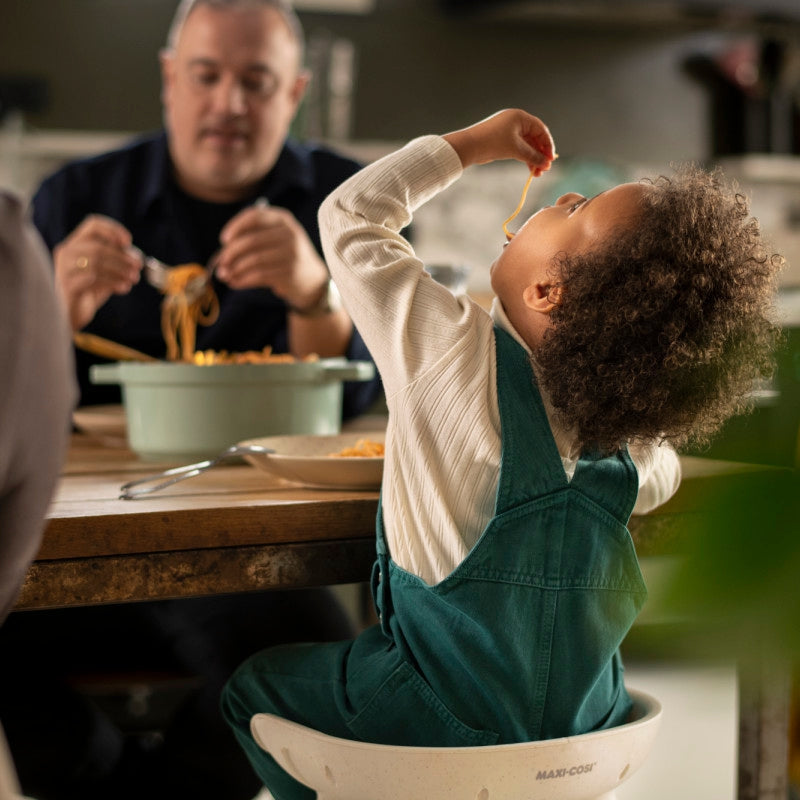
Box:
251;688;662;800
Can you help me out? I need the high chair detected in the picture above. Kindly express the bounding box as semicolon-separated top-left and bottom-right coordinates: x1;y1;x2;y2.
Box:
250;688;662;800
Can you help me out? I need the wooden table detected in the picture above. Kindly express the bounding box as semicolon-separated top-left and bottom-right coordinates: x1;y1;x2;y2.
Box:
17;432;774;611
15;429;794;800
16;433;786;610
16;431;380;610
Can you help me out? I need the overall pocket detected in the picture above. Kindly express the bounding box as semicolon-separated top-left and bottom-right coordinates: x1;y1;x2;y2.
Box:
347;661;499;747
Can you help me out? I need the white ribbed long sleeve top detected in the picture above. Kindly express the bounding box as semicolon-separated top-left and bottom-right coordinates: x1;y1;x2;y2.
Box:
320;135;681;586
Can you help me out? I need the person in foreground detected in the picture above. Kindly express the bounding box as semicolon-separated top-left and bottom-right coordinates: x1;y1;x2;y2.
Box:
0;191;76;623
0;2;367;799
222;109;783;799
0;190;76;800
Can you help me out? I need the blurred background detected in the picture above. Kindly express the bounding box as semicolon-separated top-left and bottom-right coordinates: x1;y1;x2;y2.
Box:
3;0;800;285
1;1;799;797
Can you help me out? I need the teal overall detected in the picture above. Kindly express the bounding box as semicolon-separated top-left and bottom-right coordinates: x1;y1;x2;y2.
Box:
222;327;647;800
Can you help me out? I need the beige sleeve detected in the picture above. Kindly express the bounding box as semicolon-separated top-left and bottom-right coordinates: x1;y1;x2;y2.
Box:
319;135;479;398
630;441;682;515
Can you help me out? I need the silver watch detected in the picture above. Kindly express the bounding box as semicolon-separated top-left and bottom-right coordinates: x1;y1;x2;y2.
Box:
287;279;342;318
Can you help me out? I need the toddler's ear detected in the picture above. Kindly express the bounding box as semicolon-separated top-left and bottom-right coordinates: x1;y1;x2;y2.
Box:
523;282;561;313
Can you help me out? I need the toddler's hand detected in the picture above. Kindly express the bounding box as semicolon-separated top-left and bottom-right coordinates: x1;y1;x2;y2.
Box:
442;109;556;174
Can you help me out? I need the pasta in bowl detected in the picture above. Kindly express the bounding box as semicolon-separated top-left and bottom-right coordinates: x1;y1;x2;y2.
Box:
238;432;385;490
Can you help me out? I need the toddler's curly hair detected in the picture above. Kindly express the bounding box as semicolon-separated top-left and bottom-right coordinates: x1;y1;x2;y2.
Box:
535;165;784;455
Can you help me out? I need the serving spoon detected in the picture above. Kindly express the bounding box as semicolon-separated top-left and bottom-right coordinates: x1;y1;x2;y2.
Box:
73;331;157;362
119;443;275;500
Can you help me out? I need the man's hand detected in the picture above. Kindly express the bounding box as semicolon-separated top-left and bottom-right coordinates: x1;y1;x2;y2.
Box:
443;109;557;175
215;203;329;312
53;215;142;331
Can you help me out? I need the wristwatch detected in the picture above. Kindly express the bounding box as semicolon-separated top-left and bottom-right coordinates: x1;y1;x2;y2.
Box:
287;279;342;318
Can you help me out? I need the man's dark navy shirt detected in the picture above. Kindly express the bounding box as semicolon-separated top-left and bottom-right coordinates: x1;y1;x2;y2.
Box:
32;130;380;417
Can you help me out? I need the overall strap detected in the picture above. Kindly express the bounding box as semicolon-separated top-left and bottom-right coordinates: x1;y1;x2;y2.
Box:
493;327;568;514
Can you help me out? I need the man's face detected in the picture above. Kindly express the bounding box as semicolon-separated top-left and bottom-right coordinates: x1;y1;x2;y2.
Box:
160;4;308;203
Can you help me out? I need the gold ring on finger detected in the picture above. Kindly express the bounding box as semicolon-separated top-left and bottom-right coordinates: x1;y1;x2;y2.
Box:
75;256;90;270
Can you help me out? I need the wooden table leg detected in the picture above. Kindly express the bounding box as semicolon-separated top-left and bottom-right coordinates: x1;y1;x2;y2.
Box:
738;659;792;800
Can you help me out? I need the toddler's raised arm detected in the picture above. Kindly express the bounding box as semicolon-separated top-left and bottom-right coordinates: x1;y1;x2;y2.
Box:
442;109;556;175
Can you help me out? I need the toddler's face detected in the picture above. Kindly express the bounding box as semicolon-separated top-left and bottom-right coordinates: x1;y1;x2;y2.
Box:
490;182;645;300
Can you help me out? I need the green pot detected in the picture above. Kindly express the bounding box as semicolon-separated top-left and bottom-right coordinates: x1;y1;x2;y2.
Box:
91;358;375;461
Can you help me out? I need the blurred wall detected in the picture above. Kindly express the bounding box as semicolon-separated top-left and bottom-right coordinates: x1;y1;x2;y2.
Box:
0;0;771;165
0;0;172;132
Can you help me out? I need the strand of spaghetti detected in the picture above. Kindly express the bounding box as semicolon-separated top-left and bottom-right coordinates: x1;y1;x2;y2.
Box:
502;170;535;239
161;264;219;361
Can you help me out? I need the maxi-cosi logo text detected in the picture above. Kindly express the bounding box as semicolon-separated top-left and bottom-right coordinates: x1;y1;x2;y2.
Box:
536;762;596;779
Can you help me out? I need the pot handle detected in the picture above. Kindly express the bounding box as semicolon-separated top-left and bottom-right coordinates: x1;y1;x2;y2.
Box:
89;363;123;385
320;360;375;382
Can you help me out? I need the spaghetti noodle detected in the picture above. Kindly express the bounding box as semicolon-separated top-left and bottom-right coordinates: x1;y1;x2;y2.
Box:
160;264;219;362
502;171;535;240
501;147;558;239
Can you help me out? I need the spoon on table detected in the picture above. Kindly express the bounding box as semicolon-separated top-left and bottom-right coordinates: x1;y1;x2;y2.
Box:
119;443;276;500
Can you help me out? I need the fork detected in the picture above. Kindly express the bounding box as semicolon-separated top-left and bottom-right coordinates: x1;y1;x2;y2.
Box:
135;197;266;301
136;249;219;303
138;252;168;291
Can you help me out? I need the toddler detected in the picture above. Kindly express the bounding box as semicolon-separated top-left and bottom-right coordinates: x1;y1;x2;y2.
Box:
222;109;782;800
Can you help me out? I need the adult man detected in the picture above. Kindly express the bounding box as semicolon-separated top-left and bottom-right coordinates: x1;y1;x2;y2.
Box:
33;0;378;417
0;3;367;798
